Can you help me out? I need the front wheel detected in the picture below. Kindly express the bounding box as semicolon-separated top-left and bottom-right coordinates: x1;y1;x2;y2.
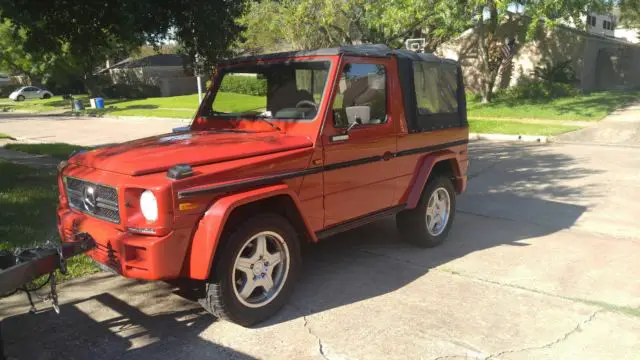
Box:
396;176;456;248
16;95;25;101
199;214;301;326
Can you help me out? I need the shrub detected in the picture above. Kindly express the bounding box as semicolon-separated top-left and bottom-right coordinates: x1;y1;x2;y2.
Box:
99;83;161;99
497;82;578;101
218;75;267;96
533;60;577;85
0;86;15;98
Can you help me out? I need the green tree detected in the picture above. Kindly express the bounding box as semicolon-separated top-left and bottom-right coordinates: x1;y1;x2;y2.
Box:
618;0;640;27
0;0;247;93
0;20;64;85
240;0;472;52
469;0;614;103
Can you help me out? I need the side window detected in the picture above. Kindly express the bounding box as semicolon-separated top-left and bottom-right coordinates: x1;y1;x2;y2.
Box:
413;62;458;115
332;63;387;128
296;69;329;103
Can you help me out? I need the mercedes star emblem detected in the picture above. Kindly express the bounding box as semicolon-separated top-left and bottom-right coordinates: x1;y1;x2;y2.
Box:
83;185;97;212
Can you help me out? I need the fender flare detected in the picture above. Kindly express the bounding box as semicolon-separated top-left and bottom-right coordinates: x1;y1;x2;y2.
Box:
403;150;464;210
186;184;316;280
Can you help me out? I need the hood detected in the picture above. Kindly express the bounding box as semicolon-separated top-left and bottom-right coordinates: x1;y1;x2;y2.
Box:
69;130;313;176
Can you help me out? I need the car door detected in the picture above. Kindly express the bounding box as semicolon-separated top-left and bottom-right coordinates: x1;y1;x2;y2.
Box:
322;58;398;227
23;87;37;99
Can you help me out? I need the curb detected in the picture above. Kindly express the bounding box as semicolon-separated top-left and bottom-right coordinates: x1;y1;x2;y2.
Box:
469;133;549;143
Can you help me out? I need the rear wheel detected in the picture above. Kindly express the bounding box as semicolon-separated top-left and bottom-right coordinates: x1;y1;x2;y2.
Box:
199;213;301;326
42;93;51;99
396;176;456;248
16;95;25;101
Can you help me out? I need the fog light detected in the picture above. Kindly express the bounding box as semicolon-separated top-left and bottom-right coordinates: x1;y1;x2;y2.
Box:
128;227;157;235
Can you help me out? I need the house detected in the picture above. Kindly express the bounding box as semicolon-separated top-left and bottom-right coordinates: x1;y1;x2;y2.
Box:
99;54;199;97
585;12;617;37
437;14;640;93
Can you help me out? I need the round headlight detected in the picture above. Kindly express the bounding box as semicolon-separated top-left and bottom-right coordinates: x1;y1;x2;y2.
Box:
140;190;158;222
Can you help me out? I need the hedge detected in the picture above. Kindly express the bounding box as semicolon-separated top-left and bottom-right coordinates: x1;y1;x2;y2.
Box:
218;75;267;96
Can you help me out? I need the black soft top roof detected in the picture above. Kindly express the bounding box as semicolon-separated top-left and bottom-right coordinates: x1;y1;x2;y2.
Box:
223;44;458;66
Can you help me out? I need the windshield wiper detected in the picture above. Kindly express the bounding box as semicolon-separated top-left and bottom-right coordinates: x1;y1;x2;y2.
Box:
241;114;282;132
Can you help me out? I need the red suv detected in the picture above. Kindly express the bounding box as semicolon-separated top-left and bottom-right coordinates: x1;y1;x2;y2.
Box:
57;45;469;326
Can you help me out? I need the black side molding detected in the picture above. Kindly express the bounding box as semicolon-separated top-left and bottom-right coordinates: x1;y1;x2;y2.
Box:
316;205;406;240
178;139;469;199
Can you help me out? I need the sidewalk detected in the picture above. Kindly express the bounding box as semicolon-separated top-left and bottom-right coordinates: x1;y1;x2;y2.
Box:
0;146;59;169
554;102;640;146
470;116;594;127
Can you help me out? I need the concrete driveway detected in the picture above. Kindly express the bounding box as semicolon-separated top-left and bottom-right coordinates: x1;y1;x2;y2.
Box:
1;114;639;359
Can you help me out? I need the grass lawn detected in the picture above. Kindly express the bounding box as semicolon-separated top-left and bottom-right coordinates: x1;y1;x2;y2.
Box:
0;133;15;140
0;95;88;113
0;92;266;119
0;161;99;281
4;143;88;159
469;119;581;136
468;90;640;121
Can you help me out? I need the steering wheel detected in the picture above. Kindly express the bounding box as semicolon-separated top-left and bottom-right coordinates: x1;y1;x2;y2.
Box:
295;100;317;110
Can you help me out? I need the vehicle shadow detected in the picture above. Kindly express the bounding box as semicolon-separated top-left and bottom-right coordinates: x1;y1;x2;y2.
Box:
1;290;255;360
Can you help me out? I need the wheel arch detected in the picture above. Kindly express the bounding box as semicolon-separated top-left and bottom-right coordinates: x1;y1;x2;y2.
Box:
403;151;465;210
186;184;316;280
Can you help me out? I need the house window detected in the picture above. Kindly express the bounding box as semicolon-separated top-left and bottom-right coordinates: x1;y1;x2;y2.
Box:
590;15;596;27
587;15;593;27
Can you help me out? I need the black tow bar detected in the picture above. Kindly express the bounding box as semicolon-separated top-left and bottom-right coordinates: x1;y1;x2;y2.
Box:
0;233;95;360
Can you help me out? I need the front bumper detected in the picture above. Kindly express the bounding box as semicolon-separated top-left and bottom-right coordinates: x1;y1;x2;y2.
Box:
57;208;192;280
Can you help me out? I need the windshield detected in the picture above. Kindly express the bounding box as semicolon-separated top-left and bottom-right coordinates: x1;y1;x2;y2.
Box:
201;60;331;121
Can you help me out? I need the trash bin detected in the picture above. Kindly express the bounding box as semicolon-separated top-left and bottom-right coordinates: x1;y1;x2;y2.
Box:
89;98;96;109
73;100;84;111
95;97;104;110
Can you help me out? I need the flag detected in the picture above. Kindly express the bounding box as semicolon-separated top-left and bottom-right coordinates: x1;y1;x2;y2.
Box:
499;39;517;75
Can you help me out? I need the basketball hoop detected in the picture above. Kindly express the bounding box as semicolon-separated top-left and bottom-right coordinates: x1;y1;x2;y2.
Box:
405;38;426;53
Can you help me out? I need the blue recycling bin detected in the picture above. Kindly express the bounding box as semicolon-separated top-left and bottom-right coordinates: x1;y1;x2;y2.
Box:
73;99;84;111
95;97;105;109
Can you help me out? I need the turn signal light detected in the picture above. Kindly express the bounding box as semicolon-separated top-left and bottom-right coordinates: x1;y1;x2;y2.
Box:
179;202;200;211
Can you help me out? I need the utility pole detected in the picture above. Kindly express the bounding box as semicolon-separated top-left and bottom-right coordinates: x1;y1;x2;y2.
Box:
195;53;203;104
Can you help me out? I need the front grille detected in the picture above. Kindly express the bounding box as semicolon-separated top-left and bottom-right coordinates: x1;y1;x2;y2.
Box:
65;177;120;223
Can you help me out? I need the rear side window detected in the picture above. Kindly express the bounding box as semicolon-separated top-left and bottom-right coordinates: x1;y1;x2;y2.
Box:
413;62;458;115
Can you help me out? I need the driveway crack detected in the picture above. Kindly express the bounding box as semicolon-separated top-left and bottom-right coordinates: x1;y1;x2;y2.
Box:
303;314;329;360
485;310;602;359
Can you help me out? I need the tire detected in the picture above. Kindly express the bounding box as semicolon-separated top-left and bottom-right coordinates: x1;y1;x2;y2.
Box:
16;95;25;101
42;93;51;99
396;176;456;248
199;213;301;326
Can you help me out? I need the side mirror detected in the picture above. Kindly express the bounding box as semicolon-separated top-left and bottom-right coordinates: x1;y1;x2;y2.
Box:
172;126;190;133
345;119;360;133
345;106;370;125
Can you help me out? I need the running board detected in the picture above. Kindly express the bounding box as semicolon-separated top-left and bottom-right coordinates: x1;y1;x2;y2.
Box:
316;205;406;240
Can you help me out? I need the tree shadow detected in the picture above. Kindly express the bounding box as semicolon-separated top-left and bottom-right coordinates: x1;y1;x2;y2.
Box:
256;141;603;325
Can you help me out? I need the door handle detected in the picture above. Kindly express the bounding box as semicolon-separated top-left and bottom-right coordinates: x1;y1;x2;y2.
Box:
382;152;393;161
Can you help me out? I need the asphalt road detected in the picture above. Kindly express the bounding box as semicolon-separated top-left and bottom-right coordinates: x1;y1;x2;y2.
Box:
1;111;639;359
